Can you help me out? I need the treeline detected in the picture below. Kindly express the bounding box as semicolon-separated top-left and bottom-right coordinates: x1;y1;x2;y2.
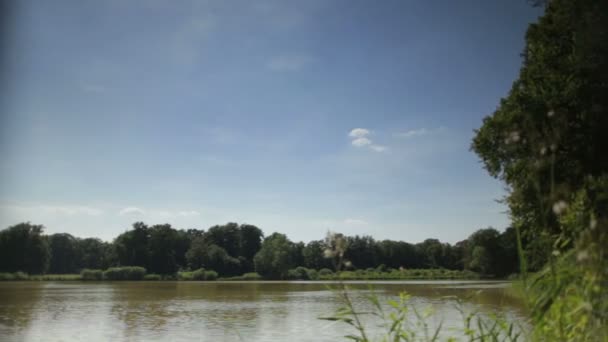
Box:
0;221;520;279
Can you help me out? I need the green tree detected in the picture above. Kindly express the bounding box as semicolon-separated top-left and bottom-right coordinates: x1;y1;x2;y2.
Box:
78;238;109;269
238;224;263;272
471;0;608;269
48;233;81;274
254;233;295;279
0;222;50;274
147;224;180;274
113;222;150;268
302;240;331;270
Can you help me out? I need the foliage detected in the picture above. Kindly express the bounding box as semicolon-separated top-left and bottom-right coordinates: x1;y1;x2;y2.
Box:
48;233;81;274
471;0;608;270
322;288;524;342
254;233;297;279
103;266;146;280
0;272;29;281
80;269;103;281
220;272;263;281
0;223;50;274
143;274;162;281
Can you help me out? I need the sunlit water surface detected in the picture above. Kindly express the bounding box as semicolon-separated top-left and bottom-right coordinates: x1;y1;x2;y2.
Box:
0;281;527;341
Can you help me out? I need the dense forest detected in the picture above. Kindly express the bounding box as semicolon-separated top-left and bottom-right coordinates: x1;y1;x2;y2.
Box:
0;221;520;279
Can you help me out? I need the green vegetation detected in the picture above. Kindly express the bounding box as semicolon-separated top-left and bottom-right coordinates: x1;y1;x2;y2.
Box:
103;266;146;280
80;269;103;281
0;220;517;280
143;274;162;281
321;0;608;340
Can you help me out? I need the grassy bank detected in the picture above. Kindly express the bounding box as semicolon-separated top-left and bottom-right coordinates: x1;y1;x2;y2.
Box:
0;268;481;281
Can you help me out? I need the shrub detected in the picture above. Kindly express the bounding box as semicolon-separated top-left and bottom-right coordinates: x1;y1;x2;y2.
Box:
241;272;261;280
103;266;146;280
306;269;319;280
0;272;16;280
177;271;193;280
81;269;103;281
204;270;218;280
143;274;162;281
319;268;334;276
287;266;310;280
191;268;206;280
13;271;29;280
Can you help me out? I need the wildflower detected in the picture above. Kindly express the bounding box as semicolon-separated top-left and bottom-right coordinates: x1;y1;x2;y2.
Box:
510;131;520;143
577;250;589;262
547;109;555;117
323;248;335;259
552;200;568;215
590;217;597;230
505;131;520;145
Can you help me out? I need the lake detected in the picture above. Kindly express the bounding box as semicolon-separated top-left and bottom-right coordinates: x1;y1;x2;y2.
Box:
0;280;527;341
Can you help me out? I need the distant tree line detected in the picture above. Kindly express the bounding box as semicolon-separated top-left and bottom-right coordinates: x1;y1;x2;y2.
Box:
0;221;522;279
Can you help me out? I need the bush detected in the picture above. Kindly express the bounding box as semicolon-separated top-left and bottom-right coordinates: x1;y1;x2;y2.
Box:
319;268;334;277
143;274;162;281
191;268;206;280
81;269;103;281
13;271;29;280
204;270;218;280
177;271;193;280
287;266;310;280
241;272;262;280
219;272;263;281
103;266;146;280
0;272;16;280
306;269;319;280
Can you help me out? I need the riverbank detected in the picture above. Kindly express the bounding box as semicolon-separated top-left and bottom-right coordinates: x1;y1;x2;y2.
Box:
0;268;482;281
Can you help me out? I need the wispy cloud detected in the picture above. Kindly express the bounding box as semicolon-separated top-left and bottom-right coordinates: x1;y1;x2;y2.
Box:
177;210;201;217
344;218;368;225
369;145;387;152
348;128;387;152
0;204;103;217
394;127;446;138
266;55;313;72
349;128;370;138
119;207;200;218
352;137;371;147
119;207;145;216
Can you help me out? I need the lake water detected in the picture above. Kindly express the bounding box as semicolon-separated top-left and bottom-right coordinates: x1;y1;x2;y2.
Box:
0;281;527;341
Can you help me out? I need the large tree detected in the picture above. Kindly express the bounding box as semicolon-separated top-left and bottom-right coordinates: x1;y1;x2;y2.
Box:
48;233;81;274
0;222;50;274
254;233;296;279
472;0;608;268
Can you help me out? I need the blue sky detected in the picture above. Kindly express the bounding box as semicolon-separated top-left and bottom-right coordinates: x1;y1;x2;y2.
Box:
0;0;541;243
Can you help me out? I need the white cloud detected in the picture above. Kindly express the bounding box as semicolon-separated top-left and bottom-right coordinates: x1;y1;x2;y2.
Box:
119;207;145;216
118;207;200;218
370;145;387;152
344;218;368;225
348;128;386;152
0;204;103;217
41;205;103;216
177;210;201;217
394;127;446;138
348;128;370;138
266;55;312;72
351;137;371;147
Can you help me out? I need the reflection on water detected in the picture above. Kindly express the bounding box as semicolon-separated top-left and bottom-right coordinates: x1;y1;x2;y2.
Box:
0;281;527;342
